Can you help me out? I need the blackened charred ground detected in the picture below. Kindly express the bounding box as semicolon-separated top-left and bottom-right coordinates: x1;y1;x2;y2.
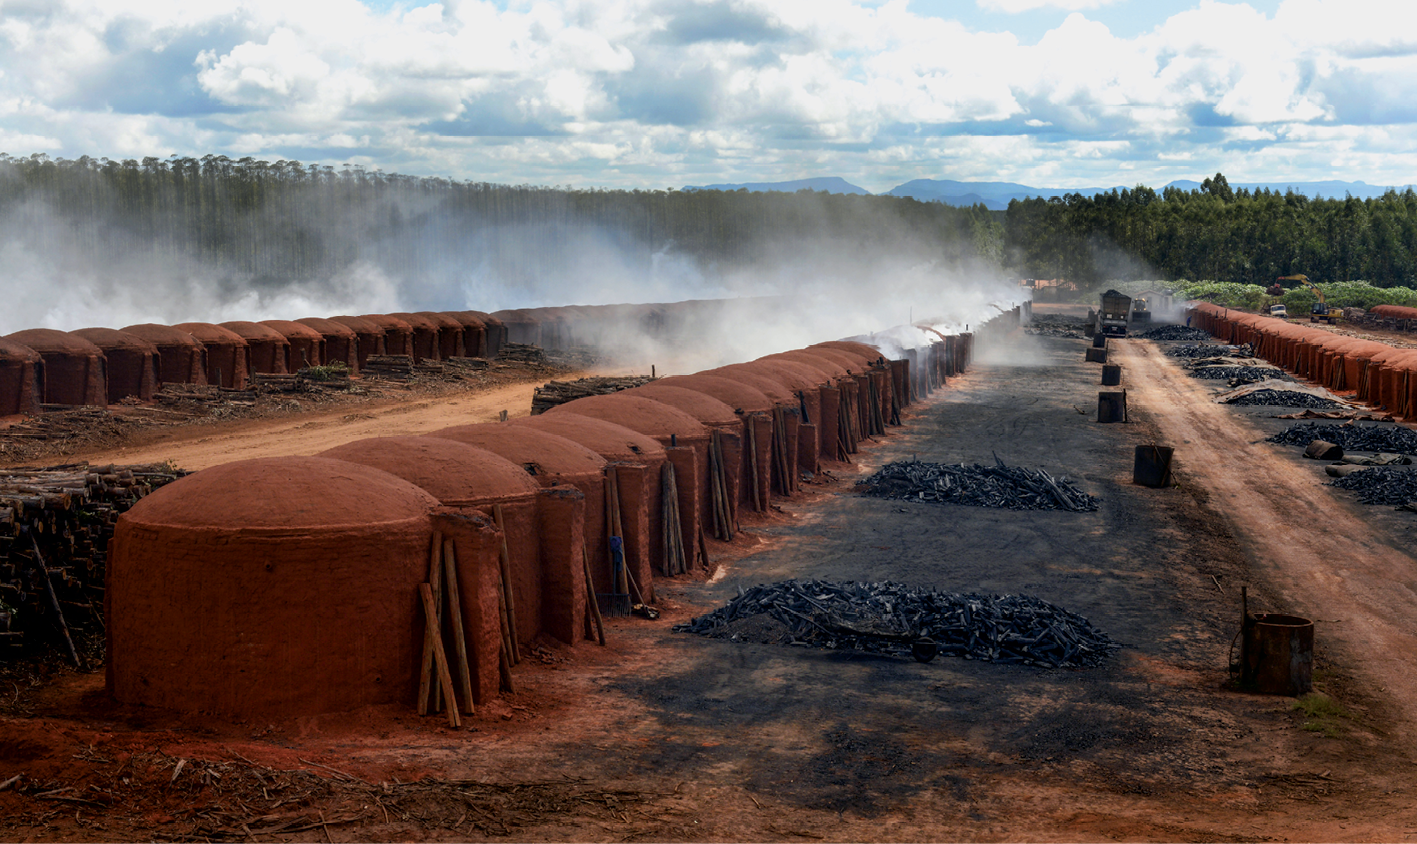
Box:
578;329;1389;836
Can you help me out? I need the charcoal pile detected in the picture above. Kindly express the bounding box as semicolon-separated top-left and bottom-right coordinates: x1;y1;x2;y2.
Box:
674;579;1120;668
1224;390;1343;410
1025;315;1086;339
1166;344;1250;360
531;375;655;415
1268;422;1417;453
1326;467;1417;505
1137;325;1213;341
0;462;186;662
858;459;1099;512
1189;365;1290;382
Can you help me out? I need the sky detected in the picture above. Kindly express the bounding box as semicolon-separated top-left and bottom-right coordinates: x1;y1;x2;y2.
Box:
0;0;1410;193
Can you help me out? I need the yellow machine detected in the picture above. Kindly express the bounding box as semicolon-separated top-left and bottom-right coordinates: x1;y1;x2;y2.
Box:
1277;274;1338;323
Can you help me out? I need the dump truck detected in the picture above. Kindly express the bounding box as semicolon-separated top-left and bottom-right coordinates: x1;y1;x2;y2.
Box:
1099;289;1132;337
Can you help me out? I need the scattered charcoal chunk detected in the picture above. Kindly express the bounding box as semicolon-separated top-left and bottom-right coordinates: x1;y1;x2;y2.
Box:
1225;390;1343;410
1327;467;1417;505
1268;423;1417;453
674;579;1121;669
858;459;1099;512
1137;325;1215;341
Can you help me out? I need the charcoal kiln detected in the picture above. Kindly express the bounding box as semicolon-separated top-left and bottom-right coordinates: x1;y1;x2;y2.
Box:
320;436;586;664
174;322;250;388
656;374;775;515
120;324;207;386
107;456;484;717
490;309;541;346
427;423;617;611
544;395;708;575
443;311;488;358
296;317;360;371
357;314;415;358
0;337;41;416
415;312;467;360
511;413;667;596
260;320;327;370
389;312;442;362
72;328;160;403
218;321;291;374
328;315;387;368
4;329;107;407
465;311;506;357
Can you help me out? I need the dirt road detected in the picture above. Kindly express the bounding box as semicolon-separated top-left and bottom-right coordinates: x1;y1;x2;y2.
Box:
1120;340;1417;740
63;380;549;471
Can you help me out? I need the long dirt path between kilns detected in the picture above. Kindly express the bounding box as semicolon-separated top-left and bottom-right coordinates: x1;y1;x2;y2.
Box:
1118;339;1417;742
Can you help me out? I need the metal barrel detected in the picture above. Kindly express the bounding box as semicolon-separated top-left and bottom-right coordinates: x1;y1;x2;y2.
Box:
1242;613;1314;695
1133;445;1173;487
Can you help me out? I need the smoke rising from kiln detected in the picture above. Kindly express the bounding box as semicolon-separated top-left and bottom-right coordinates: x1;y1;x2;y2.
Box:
0;188;1023;368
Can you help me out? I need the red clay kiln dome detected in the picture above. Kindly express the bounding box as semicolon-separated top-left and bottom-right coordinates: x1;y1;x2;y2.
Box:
511;413;667;462
657;374;774;413
108;456;440;717
319;436;539;506
427;423;608;483
545;394;710;443
624;384;741;429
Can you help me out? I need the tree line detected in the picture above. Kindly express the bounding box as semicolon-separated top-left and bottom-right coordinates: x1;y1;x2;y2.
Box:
0;153;1002;292
1003;173;1417;288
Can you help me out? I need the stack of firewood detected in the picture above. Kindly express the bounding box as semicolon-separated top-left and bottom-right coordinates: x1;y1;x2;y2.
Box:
530;376;654;415
0;462;186;661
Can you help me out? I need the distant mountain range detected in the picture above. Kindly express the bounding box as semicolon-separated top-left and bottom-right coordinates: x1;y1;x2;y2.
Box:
682;177;1416;210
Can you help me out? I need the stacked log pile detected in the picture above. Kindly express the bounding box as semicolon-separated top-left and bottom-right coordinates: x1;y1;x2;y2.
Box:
531;376;655;415
674;579;1120;668
362;355;490;382
497;343;547;364
0;463;186;659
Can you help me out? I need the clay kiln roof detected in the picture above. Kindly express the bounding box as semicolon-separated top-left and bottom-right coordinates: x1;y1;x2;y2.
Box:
427;423;607;484
328;315;384;335
219;321;291;344
319;436;538;506
259;319;325;343
811;341;882;364
295;317;358;339
120;324;204;349
545;394;709;443
490;309;535;324
791;347;864;372
717;360;828;394
414;312;464;330
120;456;437;533
356;314;415;332
625;384;741;428
443;311;488;331
174;322;248;346
512;413;667;463
694;367;795;404
465;310;503;329
4;329;103;356
71;327;159;353
389;312;438;331
761;351;849;379
0;337;40;363
657;374;774;413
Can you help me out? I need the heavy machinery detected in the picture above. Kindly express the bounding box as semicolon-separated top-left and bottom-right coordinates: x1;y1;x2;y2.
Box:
1277;274;1339;324
1099;289;1132;337
1131;296;1152;324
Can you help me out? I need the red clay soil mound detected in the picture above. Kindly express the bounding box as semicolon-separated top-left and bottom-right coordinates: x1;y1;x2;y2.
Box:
121;323;206;385
4;328;107;406
109;456;440;718
319;436;539;507
174;322;251;388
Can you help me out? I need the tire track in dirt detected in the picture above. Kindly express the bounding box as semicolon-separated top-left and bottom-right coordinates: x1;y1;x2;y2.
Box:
1119;339;1417;740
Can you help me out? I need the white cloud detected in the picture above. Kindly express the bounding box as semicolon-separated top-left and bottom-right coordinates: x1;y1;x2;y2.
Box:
0;0;1414;188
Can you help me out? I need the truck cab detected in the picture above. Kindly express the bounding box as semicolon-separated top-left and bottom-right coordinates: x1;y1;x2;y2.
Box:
1268;304;1288;318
